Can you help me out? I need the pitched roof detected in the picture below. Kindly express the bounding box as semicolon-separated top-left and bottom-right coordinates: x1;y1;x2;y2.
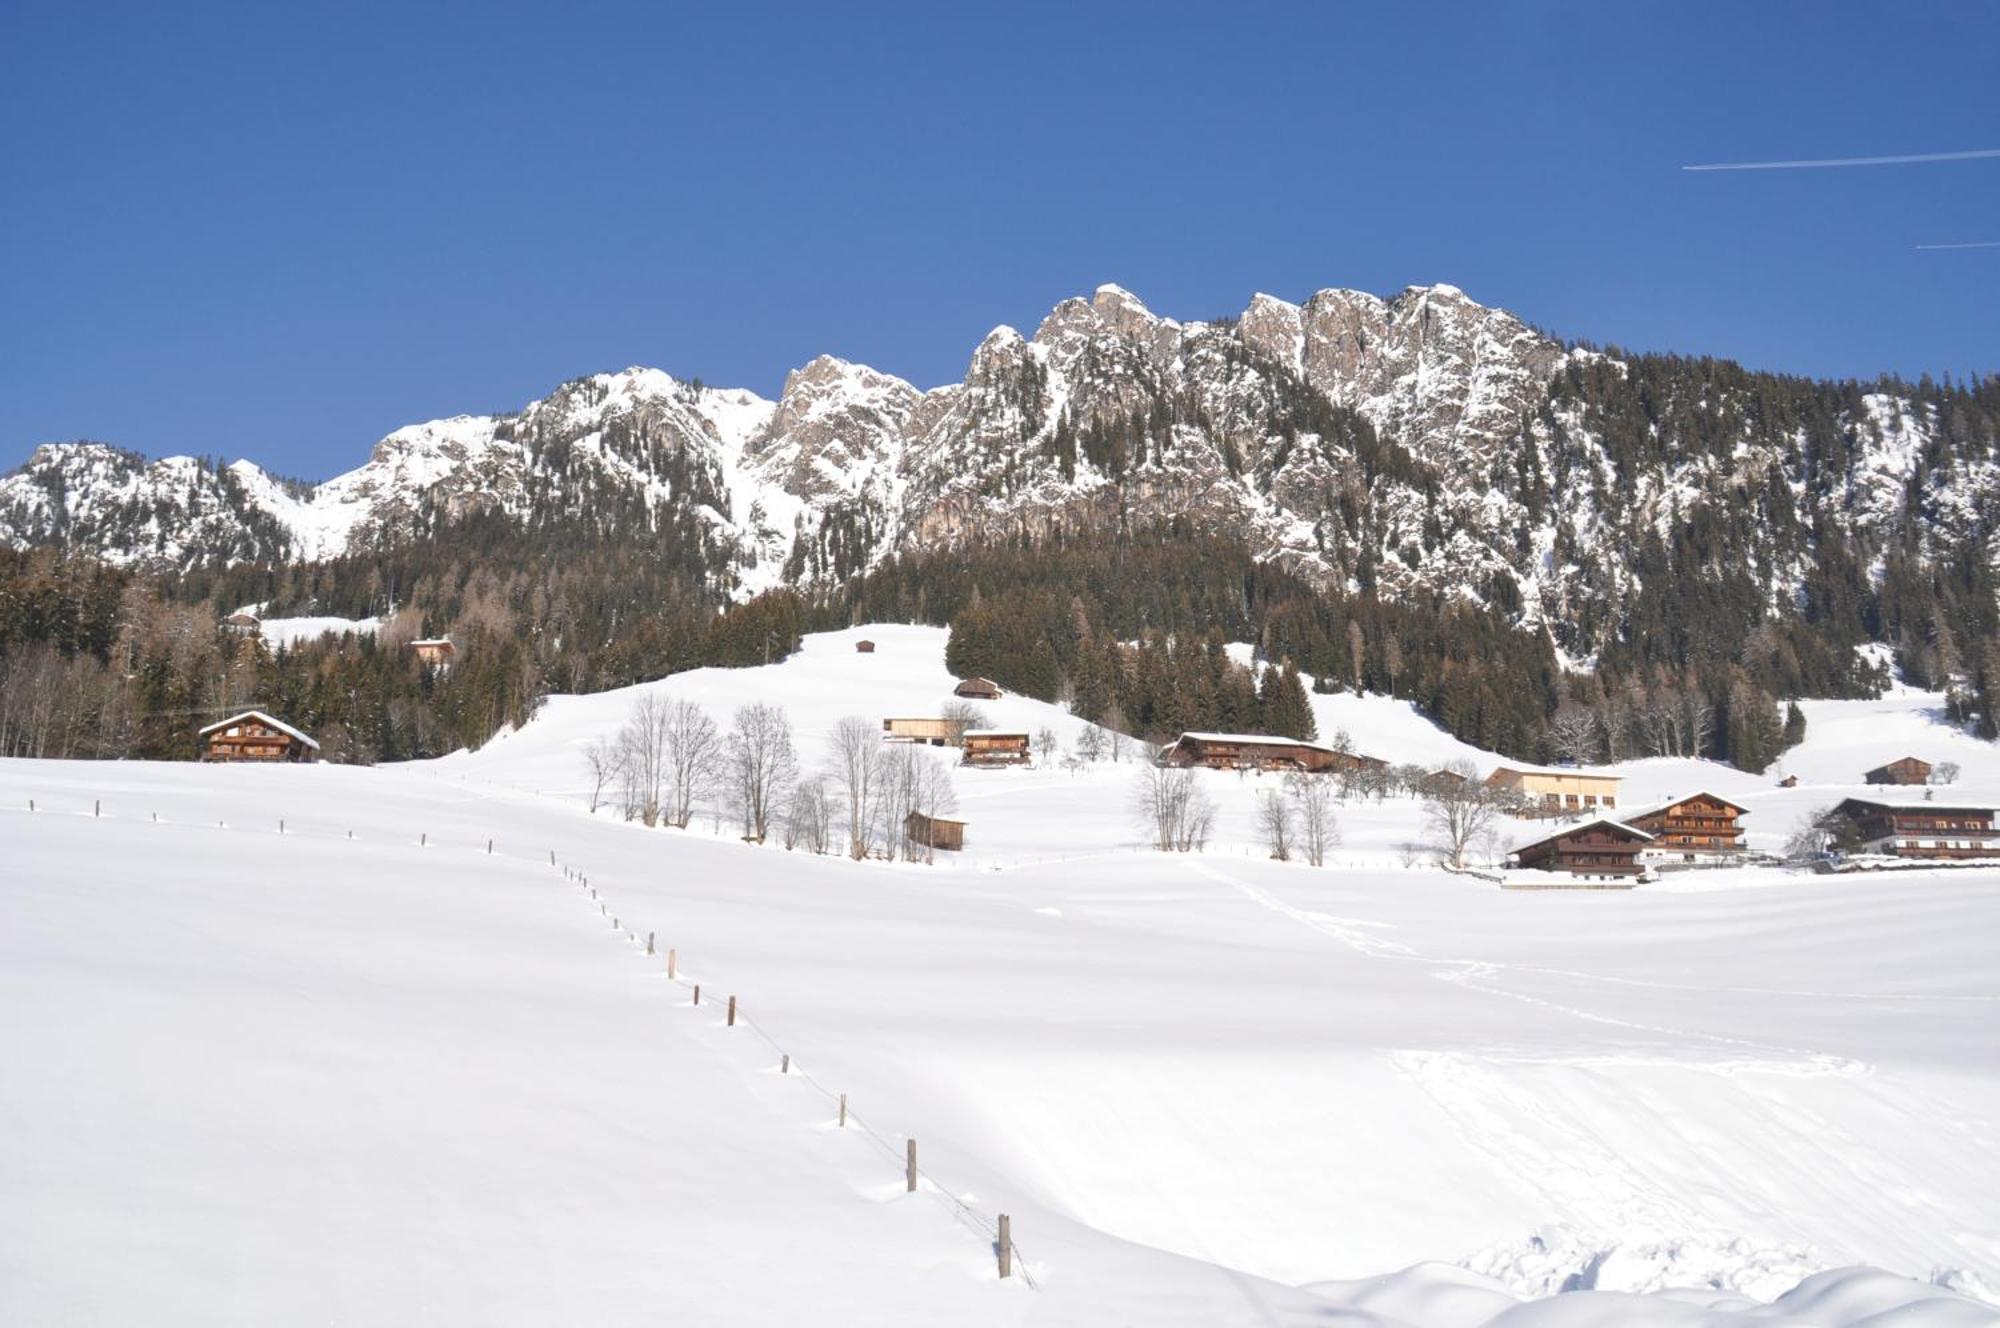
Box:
1625;790;1750;820
961;730;1028;739
1174;732;1328;749
1833;796;1993;818
1487;763;1622;783
196;710;320;750
1511;816;1653;855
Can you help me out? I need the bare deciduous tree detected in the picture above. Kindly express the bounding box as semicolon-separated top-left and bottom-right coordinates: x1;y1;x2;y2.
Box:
1286;771;1339;867
1257;789;1293;861
1036;725;1060;766
826;715;885;859
1547;704;1600;765
784;778;833;854
1134;766;1216;853
940;700;989;746
880;743;958;863
728;702;798;842
661;699;722;829
1931;761;1962;786
582;736;622;815
1075;725;1106;763
1422;758;1509;869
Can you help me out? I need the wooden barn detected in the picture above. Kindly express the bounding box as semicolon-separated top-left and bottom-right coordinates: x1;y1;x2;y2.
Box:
1864;756;1932;786
222;611;262;637
904;811;965;852
1778;774;1799;789
1158;732;1373;774
411;637;456;669
197;710;320;764
961;730;1030;767
953;676;1002;700
855;639;876;654
1509;818;1652;881
883;717;956;745
1486;765;1622;814
1627;791;1748;865
1828;798;1998;859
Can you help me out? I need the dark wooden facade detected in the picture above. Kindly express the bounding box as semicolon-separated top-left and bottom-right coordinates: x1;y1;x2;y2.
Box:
1511;819;1652;879
953;676;1002;700
197;710;319;764
1628;792;1747;861
904;811;965;851
962;731;1030;767
1161;732;1379;775
1864;756;1932;786
1831;799;1998;859
855;640;876;653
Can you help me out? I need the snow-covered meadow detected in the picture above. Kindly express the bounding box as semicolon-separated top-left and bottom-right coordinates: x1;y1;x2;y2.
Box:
5;625;1998;1325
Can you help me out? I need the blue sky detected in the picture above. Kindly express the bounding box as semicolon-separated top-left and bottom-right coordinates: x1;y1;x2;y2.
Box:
2;1;1995;479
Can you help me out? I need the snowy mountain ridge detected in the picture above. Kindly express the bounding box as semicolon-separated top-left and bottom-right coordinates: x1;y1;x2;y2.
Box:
3;281;1983;658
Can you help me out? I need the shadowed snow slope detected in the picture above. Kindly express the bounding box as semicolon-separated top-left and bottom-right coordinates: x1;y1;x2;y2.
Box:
4;627;1998;1325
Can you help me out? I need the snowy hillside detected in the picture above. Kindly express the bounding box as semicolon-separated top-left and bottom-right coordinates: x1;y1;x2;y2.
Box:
7;626;2000;1324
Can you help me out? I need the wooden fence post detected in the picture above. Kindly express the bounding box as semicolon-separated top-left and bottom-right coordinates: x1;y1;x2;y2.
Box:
646;932;655;955
998;1215;1012;1278
780;1054;789;1074
95;799;100;817
279;819;285;835
838;1094;847;1127
487;838;493;855
28;799;33;812
421;832;427;848
692;984;701;1005
550;849;556;866
906;1139;918;1193
667;948;676;979
726;996;737;1026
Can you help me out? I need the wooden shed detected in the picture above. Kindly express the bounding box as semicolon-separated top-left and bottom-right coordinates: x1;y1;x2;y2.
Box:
953;676;1002;700
883;717;955;745
855;639;876;654
904;811;965;852
222;611;262;637
1864;756;1932;786
962;730;1030;767
197;710;320;764
411;637;456;668
1509;818;1651;880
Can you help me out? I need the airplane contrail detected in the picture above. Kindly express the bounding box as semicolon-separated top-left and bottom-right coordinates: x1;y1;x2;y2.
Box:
1914;239;2000;250
1683;147;2000;171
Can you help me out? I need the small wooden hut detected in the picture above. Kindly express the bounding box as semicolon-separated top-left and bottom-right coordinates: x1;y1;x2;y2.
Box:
411;637;456;669
953;676;1002;700
1864;756;1931;786
197;710;320;764
855;639;876;654
222;611;262;637
904;811;965;852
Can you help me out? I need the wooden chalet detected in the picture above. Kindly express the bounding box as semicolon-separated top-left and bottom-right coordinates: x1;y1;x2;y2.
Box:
222;611;262;637
904;811;965;852
855;639;876;653
1627;791;1748;865
1864;756;1932;786
1778;774;1799;789
1486;765;1621;814
411;637;456;668
953;676;1002;700
1159;732;1379;775
1828;798;1999;860
1510;817;1651;881
197;710;320;764
961;730;1030;767
1417;768;1471;797
883;717;956;745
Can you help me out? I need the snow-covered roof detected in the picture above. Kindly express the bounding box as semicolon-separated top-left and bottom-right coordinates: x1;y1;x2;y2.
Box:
411;637;454;648
1511;817;1653;853
1487;763;1622;783
1626;790;1750;819
1174;732;1328;749
196;710;320;750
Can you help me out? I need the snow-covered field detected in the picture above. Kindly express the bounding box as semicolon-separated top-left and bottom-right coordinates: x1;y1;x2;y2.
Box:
5;625;1998;1325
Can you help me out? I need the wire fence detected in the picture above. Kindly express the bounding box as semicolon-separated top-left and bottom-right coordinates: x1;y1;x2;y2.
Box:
10;792;1037;1287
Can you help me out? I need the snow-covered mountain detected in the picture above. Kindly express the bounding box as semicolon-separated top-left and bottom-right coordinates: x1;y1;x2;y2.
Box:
5;282;1991;657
